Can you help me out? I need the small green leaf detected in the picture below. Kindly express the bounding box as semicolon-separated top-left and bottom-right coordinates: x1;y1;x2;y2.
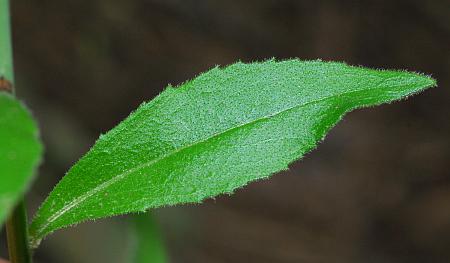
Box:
0;93;42;226
29;59;436;246
129;213;168;263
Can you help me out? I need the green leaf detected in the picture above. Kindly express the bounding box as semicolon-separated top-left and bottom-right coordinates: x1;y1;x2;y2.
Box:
29;59;436;246
0;93;42;226
129;213;168;263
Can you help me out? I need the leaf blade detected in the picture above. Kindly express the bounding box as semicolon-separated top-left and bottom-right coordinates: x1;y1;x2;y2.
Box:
0;93;42;226
29;60;435;246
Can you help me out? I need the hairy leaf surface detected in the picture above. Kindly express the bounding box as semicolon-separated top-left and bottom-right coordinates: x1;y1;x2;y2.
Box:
29;60;435;246
0;93;42;226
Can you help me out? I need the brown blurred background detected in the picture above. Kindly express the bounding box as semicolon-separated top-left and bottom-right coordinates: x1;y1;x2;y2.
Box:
1;0;449;262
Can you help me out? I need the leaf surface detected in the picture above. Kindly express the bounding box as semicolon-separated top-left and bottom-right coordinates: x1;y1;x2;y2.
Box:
29;60;435;246
0;93;42;226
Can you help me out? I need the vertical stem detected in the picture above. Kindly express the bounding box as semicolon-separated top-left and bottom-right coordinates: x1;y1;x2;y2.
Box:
6;203;31;263
1;1;32;262
0;0;14;87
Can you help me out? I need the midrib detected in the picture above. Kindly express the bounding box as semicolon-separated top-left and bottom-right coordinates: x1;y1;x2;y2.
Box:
35;83;392;237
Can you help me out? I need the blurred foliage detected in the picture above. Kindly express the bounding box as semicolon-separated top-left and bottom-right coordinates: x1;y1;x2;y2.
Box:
131;213;168;263
0;0;448;262
0;93;42;226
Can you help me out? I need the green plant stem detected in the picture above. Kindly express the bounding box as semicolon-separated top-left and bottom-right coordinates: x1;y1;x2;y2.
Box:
0;0;14;86
1;1;32;262
6;203;32;263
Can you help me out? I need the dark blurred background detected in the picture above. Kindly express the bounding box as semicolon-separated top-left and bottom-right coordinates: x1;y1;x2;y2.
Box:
1;0;449;262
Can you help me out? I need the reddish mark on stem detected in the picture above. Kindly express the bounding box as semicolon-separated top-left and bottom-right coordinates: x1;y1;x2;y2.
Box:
0;76;13;92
